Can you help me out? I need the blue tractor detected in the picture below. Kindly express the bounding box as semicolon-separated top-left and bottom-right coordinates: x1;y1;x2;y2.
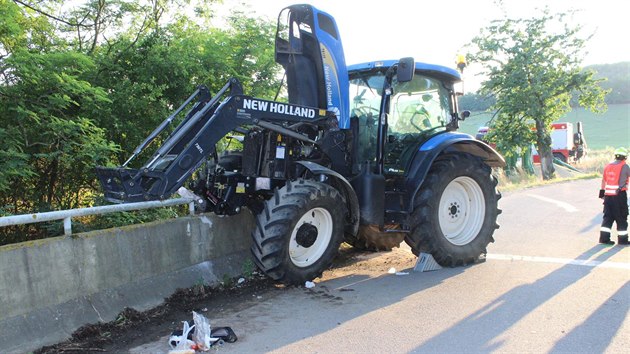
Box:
96;4;505;284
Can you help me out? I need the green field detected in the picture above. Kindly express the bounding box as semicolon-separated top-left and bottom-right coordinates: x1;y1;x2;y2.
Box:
458;103;629;150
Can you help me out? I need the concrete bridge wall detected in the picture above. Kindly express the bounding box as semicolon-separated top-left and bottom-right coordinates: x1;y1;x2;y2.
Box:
0;212;255;353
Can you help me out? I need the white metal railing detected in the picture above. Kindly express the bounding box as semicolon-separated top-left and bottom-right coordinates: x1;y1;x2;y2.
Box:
0;198;195;236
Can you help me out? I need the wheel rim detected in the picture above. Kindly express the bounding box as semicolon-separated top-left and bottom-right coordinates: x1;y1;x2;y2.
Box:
438;176;485;246
289;207;333;267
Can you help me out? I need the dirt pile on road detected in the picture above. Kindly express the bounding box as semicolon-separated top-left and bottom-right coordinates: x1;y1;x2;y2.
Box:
35;275;276;353
35;247;409;353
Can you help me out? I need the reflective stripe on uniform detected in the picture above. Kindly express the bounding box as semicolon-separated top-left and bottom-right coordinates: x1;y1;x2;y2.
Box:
603;161;627;195
600;227;612;233
604;185;619;196
619;231;629;236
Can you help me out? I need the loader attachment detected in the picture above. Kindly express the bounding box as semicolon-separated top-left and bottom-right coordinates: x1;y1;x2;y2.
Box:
96;78;245;203
96;77;334;203
95;167;142;203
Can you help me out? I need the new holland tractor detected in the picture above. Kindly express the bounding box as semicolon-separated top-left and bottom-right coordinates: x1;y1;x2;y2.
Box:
96;4;505;285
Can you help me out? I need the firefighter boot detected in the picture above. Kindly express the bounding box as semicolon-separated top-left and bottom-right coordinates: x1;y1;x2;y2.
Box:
618;236;629;245
599;231;614;245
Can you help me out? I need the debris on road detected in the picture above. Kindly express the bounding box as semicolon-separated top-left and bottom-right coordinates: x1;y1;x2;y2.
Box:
168;311;237;353
305;281;316;288
168;320;195;353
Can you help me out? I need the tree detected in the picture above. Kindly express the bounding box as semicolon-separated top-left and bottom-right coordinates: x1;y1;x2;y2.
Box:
1;0;281;244
1;1;281;196
469;7;608;180
2;1;117;215
87;11;281;164
0;50;118;212
486;111;535;175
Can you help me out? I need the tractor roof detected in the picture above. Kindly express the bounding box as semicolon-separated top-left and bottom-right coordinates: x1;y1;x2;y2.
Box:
348;60;461;82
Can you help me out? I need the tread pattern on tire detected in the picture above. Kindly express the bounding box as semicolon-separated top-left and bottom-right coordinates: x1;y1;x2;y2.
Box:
251;179;345;285
405;153;502;267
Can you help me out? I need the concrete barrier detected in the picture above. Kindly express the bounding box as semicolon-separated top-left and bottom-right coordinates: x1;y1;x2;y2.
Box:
0;211;255;354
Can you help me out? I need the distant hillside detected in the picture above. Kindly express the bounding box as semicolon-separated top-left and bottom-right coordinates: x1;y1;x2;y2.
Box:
457;93;496;112
588;62;630;104
459;61;630;110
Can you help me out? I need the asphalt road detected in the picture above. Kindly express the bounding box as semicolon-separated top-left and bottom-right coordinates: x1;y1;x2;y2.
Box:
132;178;629;353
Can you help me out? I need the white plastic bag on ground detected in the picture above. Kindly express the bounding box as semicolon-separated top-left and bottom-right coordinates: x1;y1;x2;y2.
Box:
168;320;195;354
192;311;219;351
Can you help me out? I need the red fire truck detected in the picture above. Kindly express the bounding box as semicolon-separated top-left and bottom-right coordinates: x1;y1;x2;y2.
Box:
476;122;587;164
532;122;587;163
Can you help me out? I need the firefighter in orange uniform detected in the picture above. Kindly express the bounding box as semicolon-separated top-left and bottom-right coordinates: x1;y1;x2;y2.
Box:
599;147;630;245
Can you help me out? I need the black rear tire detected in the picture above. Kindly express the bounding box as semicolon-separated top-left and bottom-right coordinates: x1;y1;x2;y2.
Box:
405;153;501;266
251;179;346;285
344;225;405;251
217;151;242;171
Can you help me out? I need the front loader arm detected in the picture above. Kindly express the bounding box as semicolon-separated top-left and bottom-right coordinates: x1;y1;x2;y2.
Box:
96;78;333;203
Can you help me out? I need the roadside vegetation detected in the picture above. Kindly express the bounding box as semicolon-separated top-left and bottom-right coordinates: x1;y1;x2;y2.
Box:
495;148;611;192
0;0;280;245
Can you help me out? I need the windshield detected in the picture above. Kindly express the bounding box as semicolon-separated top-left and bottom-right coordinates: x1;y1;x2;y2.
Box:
349;69;454;173
349;72;384;117
390;76;451;134
349;72;451;134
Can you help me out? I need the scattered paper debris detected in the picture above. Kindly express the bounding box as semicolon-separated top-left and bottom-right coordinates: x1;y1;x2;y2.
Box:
237;277;245;285
388;267;396;274
305;281;315;288
395;272;409;276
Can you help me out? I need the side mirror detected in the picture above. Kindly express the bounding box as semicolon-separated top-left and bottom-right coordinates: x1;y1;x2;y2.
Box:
460;110;471;121
397;57;415;83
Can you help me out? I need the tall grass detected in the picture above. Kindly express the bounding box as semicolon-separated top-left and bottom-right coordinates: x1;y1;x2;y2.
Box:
495;148;613;192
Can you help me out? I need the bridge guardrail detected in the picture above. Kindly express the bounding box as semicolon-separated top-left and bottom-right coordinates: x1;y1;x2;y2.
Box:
0;198;195;236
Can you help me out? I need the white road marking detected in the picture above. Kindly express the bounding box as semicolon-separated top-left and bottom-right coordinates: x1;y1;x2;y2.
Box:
488;253;630;270
525;194;579;212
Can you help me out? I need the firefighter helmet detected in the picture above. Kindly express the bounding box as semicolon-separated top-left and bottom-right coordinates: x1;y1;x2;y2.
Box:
614;147;628;158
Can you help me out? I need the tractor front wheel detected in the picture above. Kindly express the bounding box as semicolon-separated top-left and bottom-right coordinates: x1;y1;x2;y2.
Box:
405;153;501;266
251;179;345;285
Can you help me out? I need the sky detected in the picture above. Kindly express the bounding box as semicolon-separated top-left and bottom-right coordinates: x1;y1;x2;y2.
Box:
217;0;628;91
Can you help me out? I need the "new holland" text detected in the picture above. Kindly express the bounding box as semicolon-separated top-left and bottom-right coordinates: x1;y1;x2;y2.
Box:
242;99;316;118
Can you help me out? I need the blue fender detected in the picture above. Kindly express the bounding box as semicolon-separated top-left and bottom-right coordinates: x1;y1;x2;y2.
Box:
404;132;505;212
295;161;360;236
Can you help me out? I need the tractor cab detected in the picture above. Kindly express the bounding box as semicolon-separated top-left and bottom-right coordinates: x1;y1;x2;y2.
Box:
348;61;464;176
